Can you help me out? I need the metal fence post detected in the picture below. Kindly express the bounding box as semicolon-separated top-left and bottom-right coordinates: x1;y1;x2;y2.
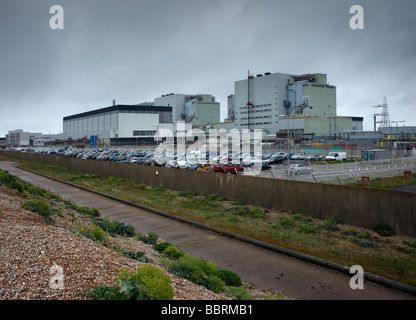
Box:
325;160;329;183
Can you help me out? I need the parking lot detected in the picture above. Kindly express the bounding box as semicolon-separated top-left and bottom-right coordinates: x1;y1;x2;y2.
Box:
5;147;416;185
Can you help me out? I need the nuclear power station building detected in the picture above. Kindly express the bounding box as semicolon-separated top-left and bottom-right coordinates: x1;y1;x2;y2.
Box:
223;71;363;139
59;70;364;147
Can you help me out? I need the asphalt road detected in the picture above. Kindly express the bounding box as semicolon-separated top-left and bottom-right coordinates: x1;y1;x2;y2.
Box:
1;160;415;300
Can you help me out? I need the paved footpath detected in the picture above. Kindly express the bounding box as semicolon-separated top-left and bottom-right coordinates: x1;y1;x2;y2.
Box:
1;160;415;300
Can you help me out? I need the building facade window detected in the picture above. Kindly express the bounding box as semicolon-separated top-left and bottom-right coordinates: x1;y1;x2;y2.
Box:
133;130;157;136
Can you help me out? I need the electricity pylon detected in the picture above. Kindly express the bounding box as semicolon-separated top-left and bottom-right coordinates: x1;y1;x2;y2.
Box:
372;96;391;129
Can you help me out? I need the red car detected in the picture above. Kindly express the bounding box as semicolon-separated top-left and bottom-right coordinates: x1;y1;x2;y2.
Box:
220;163;244;174
211;164;225;172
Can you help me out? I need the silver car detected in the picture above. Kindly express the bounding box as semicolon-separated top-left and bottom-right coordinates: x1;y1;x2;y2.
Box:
289;164;312;175
290;153;305;160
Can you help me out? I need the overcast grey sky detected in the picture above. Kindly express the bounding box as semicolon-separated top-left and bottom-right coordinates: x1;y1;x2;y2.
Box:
1;0;415;136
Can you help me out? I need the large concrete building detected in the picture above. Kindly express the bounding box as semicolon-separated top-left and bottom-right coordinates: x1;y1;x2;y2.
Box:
154;93;220;125
63;104;173;144
224;71;362;138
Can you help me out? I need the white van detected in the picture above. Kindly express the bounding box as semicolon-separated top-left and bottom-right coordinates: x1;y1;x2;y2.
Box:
326;152;346;161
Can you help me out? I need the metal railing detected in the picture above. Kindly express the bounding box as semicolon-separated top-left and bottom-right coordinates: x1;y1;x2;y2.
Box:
259;156;416;186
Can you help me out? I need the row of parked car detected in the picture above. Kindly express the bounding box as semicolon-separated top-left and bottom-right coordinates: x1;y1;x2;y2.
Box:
10;147;339;175
12;148;288;173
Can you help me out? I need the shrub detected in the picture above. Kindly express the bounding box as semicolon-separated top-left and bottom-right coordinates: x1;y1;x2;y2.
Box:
396;245;415;254
373;223;394;237
351;239;375;248
249;207;265;218
115;222;135;237
94;218;134;237
299;223;316;233
85;265;174;300
138;232;159;245
162;246;184;260
24;185;49;198
0;170;18;189
167;254;220;289
203;202;219;209
358;231;370;239
203;261;218;276
279;216;295;228
85;225;107;244
23;199;50;215
65;201;80;211
203;194;225;202
341;229;359;236
72;225;107;244
22;199;55;224
165;253;238;293
216;270;242;287
402;240;416;248
7;181;24;193
117;265;174;300
154;242;173;253
228;216;240;223
225;287;255;300
78;206;100;217
208;275;226;293
152;186;165;193
293;213;303;220
235;206;250;216
205;194;219;201
168;254;207;285
323;218;339;231
121;251;150;263
177;191;197;197
94;218;117;234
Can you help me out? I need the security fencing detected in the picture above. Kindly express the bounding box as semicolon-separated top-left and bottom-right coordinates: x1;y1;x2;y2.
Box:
260;156;416;187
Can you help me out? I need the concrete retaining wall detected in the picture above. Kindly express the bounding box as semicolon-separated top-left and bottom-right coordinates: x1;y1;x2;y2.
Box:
3;151;416;237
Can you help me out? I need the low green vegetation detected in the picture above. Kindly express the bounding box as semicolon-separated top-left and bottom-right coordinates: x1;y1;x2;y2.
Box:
373;223;395;237
93;217;135;237
0;168;61;200
1;157;416;288
346;175;416;190
160;251;249;297
83;265;175;300
22;199;62;224
1;167;256;300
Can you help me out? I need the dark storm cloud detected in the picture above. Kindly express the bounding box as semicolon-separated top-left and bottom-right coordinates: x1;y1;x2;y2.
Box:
0;0;415;136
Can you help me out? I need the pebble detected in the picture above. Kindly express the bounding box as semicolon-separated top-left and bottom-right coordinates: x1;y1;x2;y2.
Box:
0;185;233;300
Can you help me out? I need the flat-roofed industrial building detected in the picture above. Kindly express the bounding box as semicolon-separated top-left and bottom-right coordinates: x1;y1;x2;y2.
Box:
63;104;173;145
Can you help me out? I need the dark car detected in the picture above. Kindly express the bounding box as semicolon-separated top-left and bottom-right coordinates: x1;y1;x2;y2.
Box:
268;155;285;164
261;161;272;170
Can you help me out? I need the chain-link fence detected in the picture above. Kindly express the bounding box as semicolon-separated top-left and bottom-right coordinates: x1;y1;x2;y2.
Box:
259;156;416;186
